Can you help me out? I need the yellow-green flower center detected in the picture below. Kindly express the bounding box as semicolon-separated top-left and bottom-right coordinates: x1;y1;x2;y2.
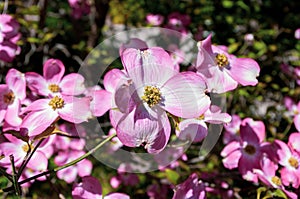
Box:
3;91;15;105
48;96;64;110
48;84;60;93
288;157;299;169
244;144;256;155
141;86;161;107
215;53;229;67
22;143;33;153
271;176;282;186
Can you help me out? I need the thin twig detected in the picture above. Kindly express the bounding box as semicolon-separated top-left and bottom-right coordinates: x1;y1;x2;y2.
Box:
2;133;116;193
10;155;21;195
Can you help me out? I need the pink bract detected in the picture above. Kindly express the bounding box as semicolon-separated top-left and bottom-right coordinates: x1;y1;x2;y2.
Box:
172;173;206;199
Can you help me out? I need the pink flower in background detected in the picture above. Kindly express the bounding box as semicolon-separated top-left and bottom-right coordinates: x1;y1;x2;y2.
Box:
21;95;91;137
55;150;92;183
253;156;298;199
110;163;139;189
275;139;300;188
172;173;206;199
52;122;86;151
196;34;260;93
0;68;26;127
283;98;300;132
147;184;169;199
223;114;242;144
295;28;300;40
26;59;86;97
154;146;187;169
110;47;210;153
0;134;52;174
68;0;90;19
72;176;130;199
146;14;164;26
165;12;191;34
0;14;21;62
221;122;271;182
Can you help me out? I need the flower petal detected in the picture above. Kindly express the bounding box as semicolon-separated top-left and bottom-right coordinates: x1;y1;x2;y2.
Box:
228;58;260;86
110;104;170;153
161;72;210;118
43;59;65;83
25;72;49;96
91;90;112;117
176;119;208;143
121;47;178;86
21;109;59;137
103;69;129;92
59;96;91;123
60;73;86;95
6;69;26;100
5;99;22;126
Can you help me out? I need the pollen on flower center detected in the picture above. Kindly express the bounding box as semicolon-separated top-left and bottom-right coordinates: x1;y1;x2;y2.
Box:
141;86;161;107
271;176;282;186
48;96;64;110
48;84;60;93
215;53;229;67
3;91;15;105
288;157;299;168
244;144;256;155
22;143;33;153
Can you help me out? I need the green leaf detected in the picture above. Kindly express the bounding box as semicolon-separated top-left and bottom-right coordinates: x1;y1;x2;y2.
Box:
228;42;240;53
272;189;288;199
165;169;180;184
222;0;234;8
27;37;41;43
42;33;55;43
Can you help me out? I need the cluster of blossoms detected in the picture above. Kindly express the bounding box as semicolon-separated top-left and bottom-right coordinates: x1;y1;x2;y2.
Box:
0;14;21;62
221;115;300;198
0;31;261;197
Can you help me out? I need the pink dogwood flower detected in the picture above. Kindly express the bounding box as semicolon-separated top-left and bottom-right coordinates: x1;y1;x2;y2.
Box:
110;47;210;153
72;176;130;199
253;156;298;199
165;12;191;34
21;94;91;137
172;173;206;199
221;122;271;182
26;59;86;97
0;134;52;173
196;34;260;93
274;139;300;188
146;14;164;26
0;14;21;62
0;68;26;127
